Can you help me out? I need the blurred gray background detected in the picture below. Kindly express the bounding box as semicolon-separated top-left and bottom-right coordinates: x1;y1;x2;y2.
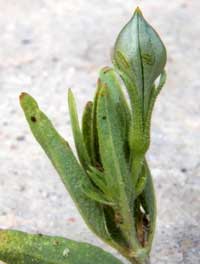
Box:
0;0;199;263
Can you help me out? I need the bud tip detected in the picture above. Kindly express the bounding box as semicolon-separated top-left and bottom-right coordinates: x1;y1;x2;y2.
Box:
134;6;143;16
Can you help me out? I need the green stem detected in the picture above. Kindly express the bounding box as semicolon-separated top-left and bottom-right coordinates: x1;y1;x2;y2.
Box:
131;154;145;186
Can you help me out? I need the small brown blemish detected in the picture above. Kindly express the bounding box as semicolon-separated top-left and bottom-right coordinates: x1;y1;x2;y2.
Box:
95;162;103;172
142;53;155;65
97;78;102;87
102;66;111;74
53;240;60;246
116;51;130;69
100;83;108;96
86;101;93;109
31;116;37;122
102;116;106;120
114;211;123;225
19;92;28;101
0;232;9;244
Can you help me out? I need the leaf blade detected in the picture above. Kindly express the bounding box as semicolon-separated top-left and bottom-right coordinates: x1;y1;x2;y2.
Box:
112;8;167;117
96;80;141;250
0;230;123;264
82;101;93;160
68;89;91;169
19;93;110;242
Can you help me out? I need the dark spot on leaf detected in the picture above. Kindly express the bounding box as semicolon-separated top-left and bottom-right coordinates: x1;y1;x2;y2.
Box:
86;101;93;109
19;92;28;101
102;66;111;74
114;211;123;225
142;53;155;65
31;116;37;122
97;78;101;87
116;50;130;69
102;116;106;120
53;240;60;246
100;83;108;96
95;162;103;171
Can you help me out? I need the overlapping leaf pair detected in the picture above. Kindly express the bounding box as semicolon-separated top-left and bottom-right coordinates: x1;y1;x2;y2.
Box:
0;7;166;264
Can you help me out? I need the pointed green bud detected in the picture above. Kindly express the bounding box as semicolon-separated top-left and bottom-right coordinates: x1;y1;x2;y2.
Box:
112;7;167;117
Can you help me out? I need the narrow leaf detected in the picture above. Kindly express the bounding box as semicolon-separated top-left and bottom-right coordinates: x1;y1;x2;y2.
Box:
82;183;115;206
99;67;131;141
87;167;108;195
96;81;140;250
82;101;93;159
144;70;167;127
19;93;110;242
0;230;123;264
68;89;91;169
135;165;147;198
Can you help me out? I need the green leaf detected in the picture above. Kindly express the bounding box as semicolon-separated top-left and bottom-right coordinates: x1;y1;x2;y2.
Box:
0;230;123;264
96;80;130;197
96;79;140;251
144;70;167;132
90;82;101;166
112;7;167;118
135;165;147;198
87;166;108;195
82;101;93;160
99;67;132;162
19;93;110;243
84;166;115;206
68;89;91;169
82;183;115;206
99;67;131;142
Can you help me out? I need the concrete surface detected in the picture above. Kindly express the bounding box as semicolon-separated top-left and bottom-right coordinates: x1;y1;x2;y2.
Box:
0;0;199;263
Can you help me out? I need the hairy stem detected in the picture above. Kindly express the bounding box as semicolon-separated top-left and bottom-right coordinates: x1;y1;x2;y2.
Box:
131;154;145;186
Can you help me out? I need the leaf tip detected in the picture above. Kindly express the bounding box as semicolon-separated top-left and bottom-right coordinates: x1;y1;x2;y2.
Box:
68;88;74;100
86;101;93;108
19;92;29;101
101;66;112;74
134;6;143;16
19;93;39;122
